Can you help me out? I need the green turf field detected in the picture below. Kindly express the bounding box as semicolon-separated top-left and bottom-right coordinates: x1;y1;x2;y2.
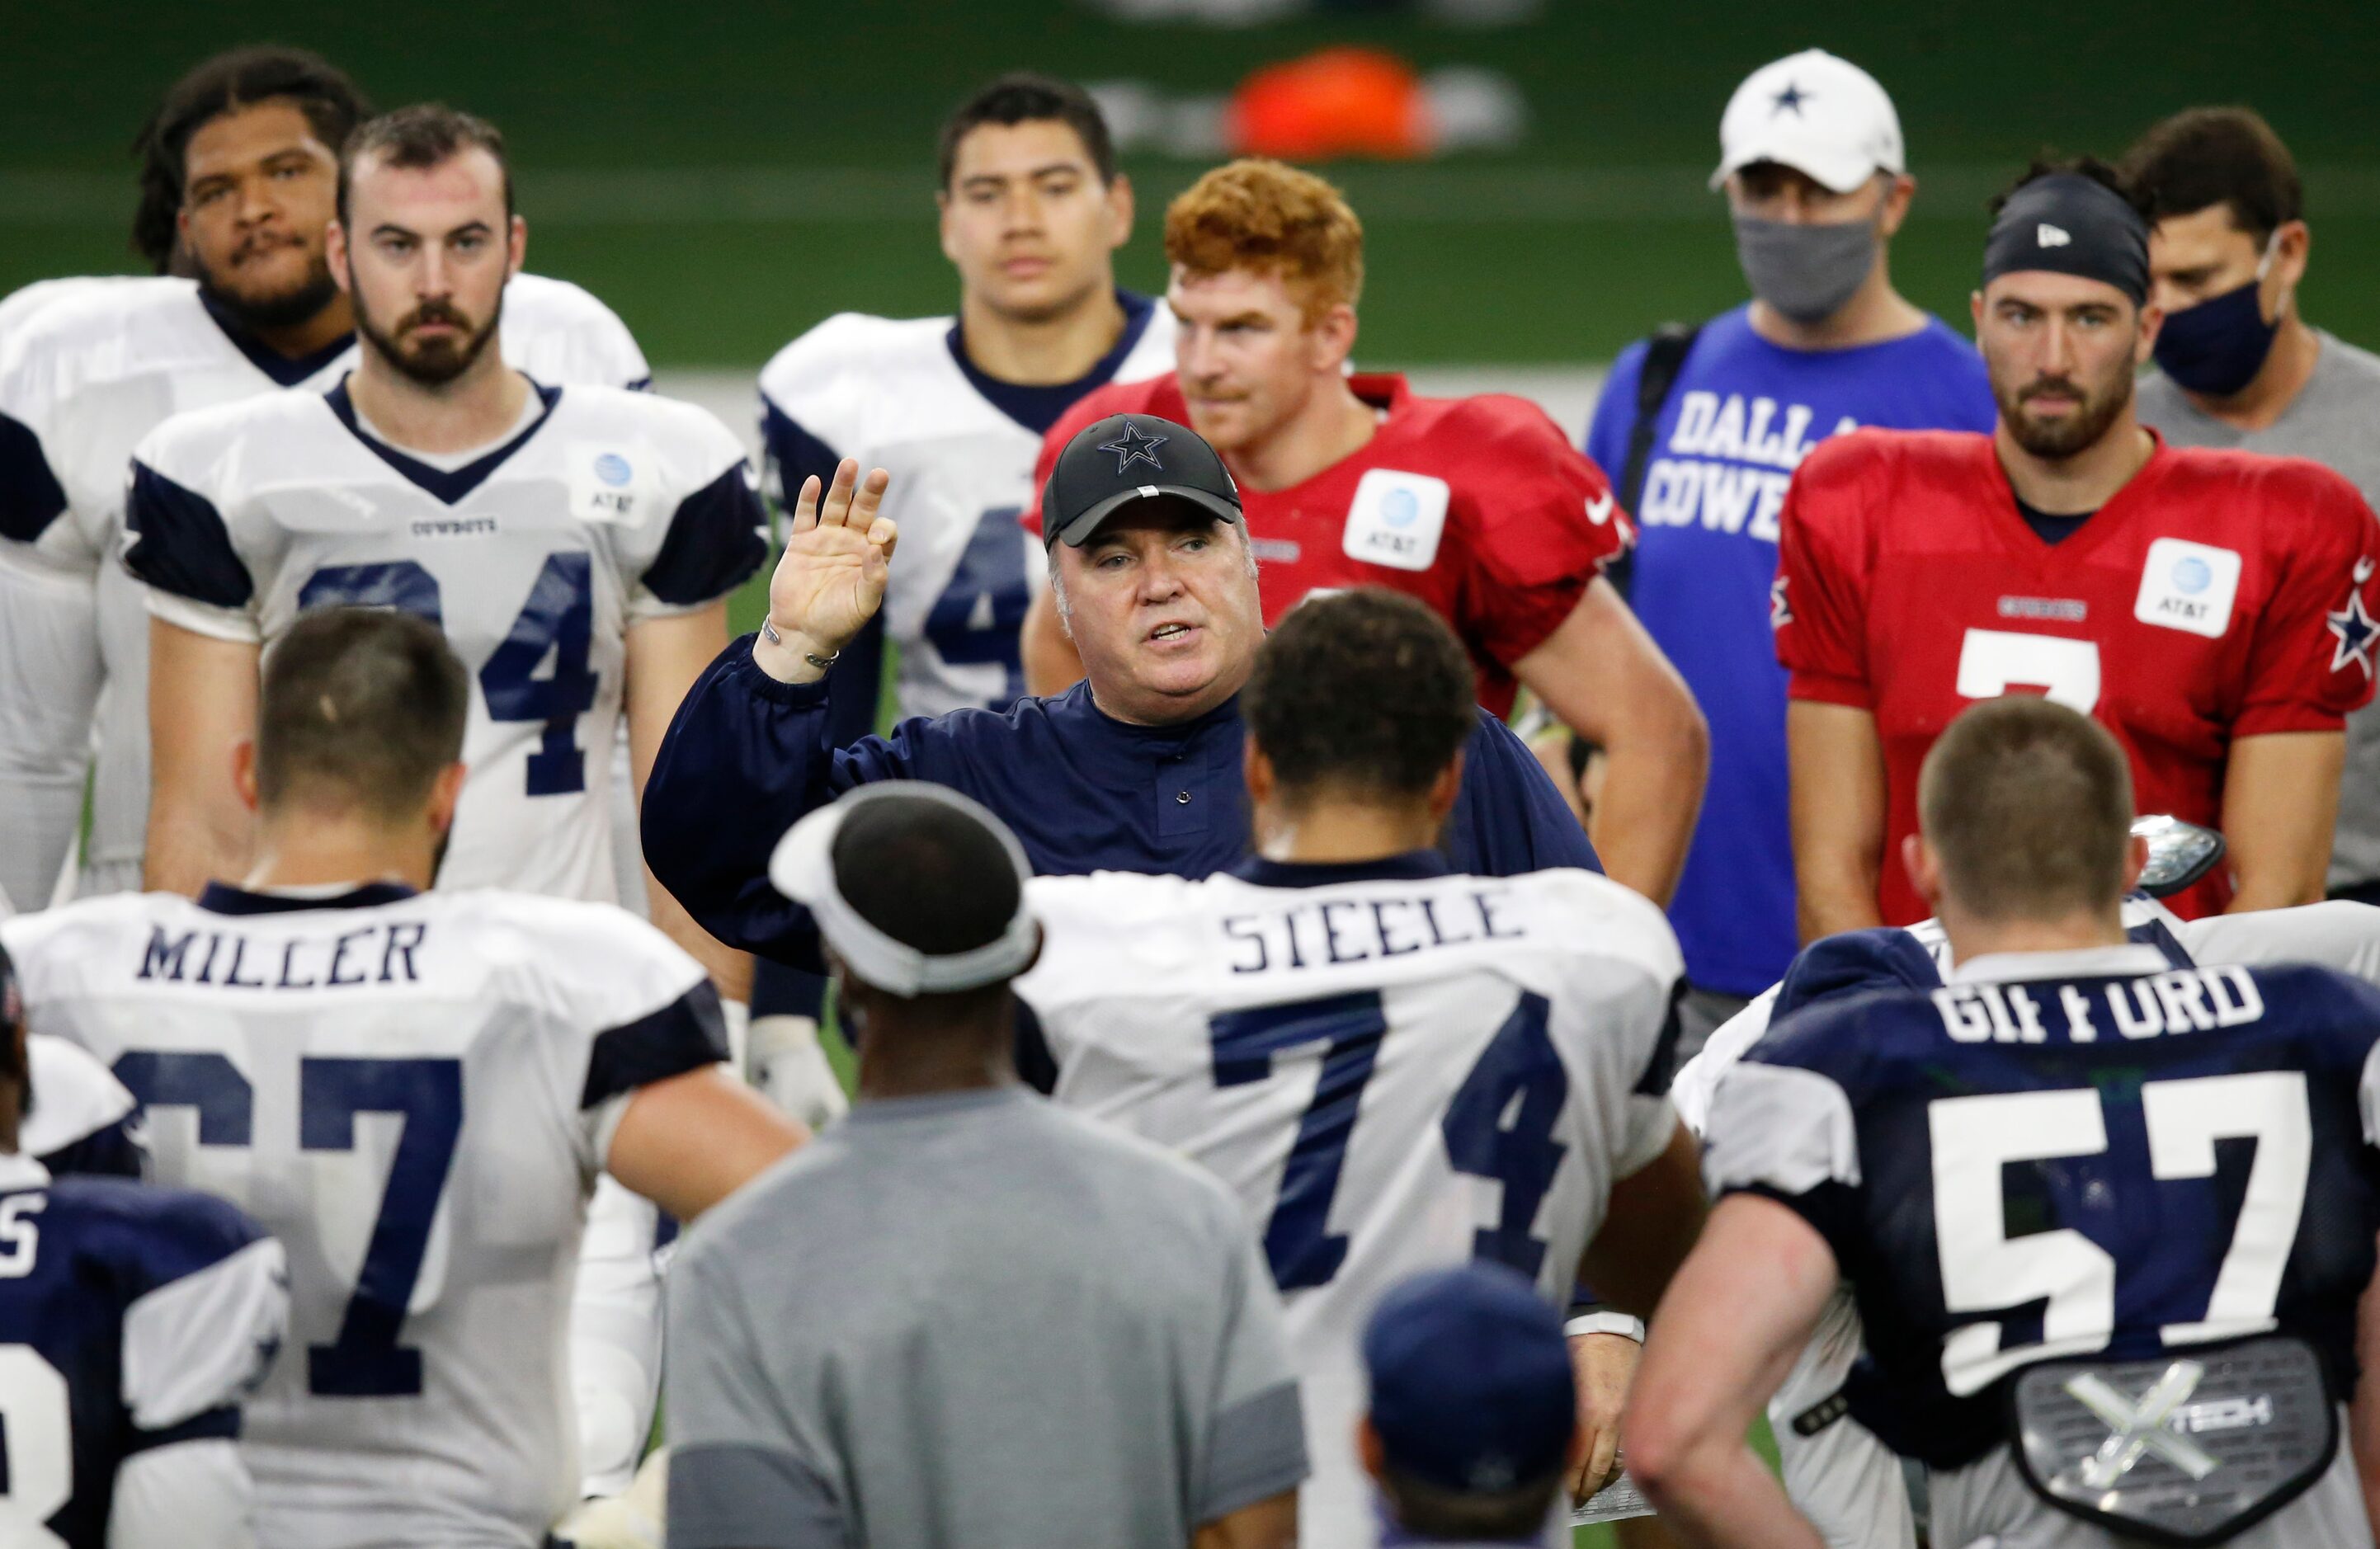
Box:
6;0;2378;367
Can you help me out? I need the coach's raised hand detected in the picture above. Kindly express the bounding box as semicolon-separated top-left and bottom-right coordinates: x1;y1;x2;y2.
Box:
756;457;898;684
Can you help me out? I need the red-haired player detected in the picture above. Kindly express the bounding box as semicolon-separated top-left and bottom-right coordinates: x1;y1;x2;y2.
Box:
1023;159;1708;906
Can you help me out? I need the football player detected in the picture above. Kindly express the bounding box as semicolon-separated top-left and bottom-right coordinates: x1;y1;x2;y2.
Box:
121;107;761;1503
1629;696;2380;1548
128;101;756;912
0;46;651;916
0;939;290;1549
1021;158;1707;906
747;74;1173;1118
1666;819;2380;1549
1;608;804;1548
1779;158;2380;935
1010;590;1707;1549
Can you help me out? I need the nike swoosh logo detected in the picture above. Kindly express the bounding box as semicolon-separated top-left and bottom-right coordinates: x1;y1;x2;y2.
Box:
2357;557;2374;584
1585;492;1614;525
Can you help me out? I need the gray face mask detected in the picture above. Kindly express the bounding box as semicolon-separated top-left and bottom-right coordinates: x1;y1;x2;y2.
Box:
1732;214;1879;324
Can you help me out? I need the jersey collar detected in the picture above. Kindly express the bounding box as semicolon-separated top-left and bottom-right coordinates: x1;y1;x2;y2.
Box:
0;1153;51;1191
197;881;422;916
1061;679;1245;745
1981;427;2173;563
1228;850;1454;888
324;375;563;505
1948;942;2172;984
946;289;1158;436
199;290;356;388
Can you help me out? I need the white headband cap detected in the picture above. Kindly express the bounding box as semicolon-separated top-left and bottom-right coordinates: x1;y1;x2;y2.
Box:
768;782;1039;998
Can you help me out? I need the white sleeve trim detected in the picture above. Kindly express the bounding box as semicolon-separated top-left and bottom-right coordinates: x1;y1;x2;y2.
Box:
144;586;260;644
108;1438;255;1549
1671;986;1781;1139
1701;1062;1862;1199
122;1236;288;1429
21;1034;136;1159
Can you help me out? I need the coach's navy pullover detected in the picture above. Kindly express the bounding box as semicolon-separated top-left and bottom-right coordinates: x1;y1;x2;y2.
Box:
644;634;1601;968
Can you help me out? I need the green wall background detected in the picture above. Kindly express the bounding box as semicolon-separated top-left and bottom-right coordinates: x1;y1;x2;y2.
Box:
8;0;2377;365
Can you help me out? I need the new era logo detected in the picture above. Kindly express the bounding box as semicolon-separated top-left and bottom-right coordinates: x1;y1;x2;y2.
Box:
2038;223;2072;247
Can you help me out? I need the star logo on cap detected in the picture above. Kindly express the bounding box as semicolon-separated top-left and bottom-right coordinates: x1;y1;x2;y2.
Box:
1098;421;1169;475
2328;587;2379;677
1770;81;1810;116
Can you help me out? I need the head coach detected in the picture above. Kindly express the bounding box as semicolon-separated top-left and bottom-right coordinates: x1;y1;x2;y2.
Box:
641;415;1601;986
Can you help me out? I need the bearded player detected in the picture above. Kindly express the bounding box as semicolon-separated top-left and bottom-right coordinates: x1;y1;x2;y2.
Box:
0;47;649;919
118;102;760;1514
1022;159;1707;906
1779;158;2380;935
745;74;1173;1119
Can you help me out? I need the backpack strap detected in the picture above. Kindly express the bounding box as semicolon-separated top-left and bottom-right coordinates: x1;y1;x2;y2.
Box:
1605;321;1701;603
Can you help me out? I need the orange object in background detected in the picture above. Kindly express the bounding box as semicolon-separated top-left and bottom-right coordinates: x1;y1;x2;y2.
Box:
1228;47;1434;160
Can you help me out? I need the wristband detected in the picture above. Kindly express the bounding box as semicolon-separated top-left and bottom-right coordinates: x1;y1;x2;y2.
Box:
1566;1312;1647;1343
760;616;838;671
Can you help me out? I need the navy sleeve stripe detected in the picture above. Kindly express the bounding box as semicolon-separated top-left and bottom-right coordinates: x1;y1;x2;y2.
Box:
123;463;253;609
759;398;845;510
1635;977;1685;1098
582;979;732;1109
125;1403;242;1457
644;462;767;608
0;408;69;543
36;1113;148;1180
624;374;654;393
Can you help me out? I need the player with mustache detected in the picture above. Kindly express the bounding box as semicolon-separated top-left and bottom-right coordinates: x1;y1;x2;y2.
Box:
1778;158;2380;938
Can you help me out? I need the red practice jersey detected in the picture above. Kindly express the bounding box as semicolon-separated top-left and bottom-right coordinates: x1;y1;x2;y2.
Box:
1776;428;2380;923
1030;373;1631;717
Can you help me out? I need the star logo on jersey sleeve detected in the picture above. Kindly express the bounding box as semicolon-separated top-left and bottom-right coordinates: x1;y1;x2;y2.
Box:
1770;575;1793;630
1098;422;1168;475
2326;586;2379;676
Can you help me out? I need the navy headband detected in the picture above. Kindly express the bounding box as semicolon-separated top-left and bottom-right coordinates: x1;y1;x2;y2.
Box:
1982;172;2149;305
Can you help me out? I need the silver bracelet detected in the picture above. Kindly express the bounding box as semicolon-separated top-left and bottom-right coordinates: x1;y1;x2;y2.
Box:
760;616;838;671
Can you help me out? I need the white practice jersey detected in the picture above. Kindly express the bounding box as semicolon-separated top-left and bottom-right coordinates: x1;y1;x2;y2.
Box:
0;883;729;1548
1016;859;1683;1549
0;273;650;898
756;295;1175;720
1674;897;2380;1549
125;381;763;902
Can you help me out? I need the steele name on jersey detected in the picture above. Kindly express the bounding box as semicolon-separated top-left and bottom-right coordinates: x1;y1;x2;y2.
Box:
1017;854;1682;1549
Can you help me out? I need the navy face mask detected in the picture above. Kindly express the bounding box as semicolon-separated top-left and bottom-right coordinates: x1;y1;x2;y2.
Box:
2152;236;2283;397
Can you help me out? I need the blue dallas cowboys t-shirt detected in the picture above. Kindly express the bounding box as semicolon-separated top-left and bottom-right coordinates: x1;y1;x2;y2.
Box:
1586;304;1993;996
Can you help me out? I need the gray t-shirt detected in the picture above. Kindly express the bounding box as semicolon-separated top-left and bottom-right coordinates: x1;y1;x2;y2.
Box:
664;1085;1308;1549
2137;331;2380;890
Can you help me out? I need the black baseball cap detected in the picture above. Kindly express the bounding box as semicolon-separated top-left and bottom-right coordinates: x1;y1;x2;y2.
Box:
1041;412;1244;548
